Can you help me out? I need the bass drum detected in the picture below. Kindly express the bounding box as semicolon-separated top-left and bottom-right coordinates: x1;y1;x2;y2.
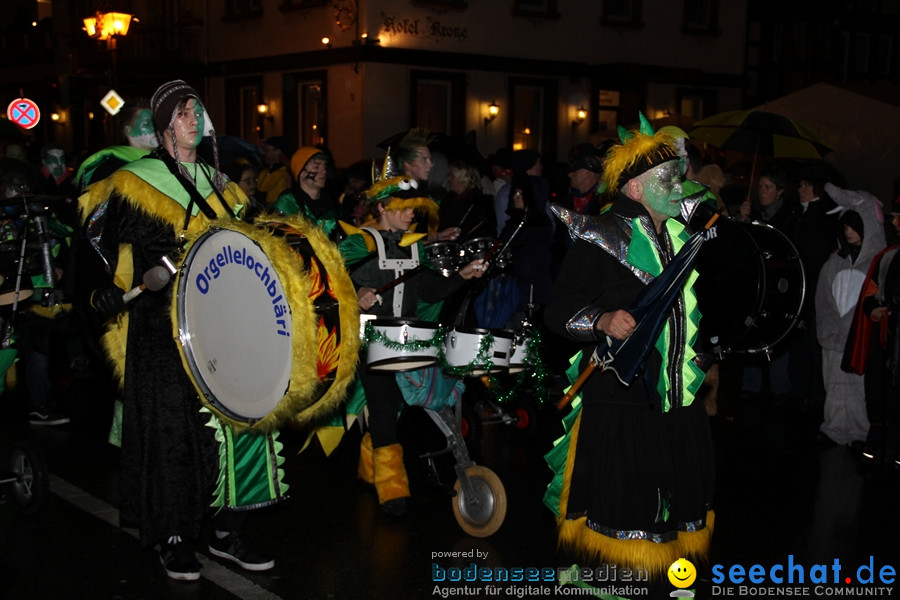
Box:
693;220;805;356
172;217;360;431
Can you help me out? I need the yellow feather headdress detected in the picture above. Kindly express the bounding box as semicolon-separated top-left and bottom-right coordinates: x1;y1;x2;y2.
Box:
601;113;680;196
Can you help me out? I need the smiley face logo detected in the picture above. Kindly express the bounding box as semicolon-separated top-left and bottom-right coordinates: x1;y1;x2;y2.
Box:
667;558;697;589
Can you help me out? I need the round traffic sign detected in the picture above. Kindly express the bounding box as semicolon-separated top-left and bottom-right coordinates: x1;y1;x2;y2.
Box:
7;98;40;130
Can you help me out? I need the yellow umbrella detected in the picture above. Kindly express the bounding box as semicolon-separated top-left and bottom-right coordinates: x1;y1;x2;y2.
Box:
689;109;833;159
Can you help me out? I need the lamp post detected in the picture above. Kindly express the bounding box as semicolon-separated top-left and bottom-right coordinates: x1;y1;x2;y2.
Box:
83;10;134;87
83;10;134;147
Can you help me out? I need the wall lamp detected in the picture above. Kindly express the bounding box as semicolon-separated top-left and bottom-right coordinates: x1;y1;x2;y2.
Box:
572;105;587;127
484;101;500;128
257;103;274;123
321;36;332;48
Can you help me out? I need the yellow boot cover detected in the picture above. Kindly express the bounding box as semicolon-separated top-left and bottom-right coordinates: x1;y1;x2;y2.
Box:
373;443;410;504
358;431;375;484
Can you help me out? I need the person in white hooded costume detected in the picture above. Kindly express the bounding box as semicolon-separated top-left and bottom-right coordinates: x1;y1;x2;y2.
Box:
815;183;887;446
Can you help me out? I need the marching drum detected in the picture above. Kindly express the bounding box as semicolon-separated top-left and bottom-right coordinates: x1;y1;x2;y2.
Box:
425;242;465;277
173;217;360;430
694;220;805;356
507;329;533;374
444;327;514;376
365;317;442;372
463;237;512;270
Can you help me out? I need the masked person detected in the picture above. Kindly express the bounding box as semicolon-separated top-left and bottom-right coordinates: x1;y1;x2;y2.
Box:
77;80;287;581
543;115;715;592
75;98;160;190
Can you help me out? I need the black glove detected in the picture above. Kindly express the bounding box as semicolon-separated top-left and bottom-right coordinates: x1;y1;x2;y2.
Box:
90;286;126;318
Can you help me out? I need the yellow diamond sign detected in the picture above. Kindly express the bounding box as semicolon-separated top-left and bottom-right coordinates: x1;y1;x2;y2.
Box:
101;90;125;116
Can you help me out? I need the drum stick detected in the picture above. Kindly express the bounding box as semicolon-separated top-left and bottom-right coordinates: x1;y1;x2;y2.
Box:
376;265;424;295
123;266;172;304
457;204;475;229
556;360;597;411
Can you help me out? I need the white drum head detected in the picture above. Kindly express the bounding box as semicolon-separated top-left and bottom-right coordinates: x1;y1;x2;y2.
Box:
177;228;293;421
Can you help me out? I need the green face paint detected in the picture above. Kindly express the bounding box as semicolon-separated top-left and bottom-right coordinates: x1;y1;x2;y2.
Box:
43;149;66;178
126;109;159;150
171;99;205;151
642;160;684;218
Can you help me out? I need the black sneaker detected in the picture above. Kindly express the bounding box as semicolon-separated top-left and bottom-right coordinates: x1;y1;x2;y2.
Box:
159;540;201;581
28;407;70;426
208;532;274;571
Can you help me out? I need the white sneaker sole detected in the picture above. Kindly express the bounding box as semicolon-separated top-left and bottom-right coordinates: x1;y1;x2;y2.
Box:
159;555;201;581
208;545;275;571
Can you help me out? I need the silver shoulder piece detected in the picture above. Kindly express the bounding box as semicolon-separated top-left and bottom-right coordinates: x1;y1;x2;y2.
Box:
551;204;652;284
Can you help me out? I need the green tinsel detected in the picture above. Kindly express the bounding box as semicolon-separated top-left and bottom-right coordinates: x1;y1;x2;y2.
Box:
360;321;550;406
486;328;551;407
362;322;498;377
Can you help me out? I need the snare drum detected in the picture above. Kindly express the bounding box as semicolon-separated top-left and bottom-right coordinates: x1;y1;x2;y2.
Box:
173;217;360;430
444;326;514;376
365;317;442;372
425;241;465;276
463;237;512;270
694;220;805;355
507;329;533;374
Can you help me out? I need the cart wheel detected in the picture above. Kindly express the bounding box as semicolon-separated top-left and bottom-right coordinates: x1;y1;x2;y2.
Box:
452;465;507;537
460;405;482;445
10;440;49;515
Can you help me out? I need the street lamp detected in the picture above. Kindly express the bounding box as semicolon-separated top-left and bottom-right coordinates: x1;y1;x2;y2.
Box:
83;11;133;47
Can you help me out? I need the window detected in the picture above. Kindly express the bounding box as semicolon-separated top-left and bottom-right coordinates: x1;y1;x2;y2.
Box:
224;0;262;20
596;90;620;134
410;71;465;136
677;89;717;120
512;0;559;19
282;71;327;150
225;77;263;142
873;34;892;75
682;0;719;35
299;83;325;147
601;0;642;27
508;77;559;159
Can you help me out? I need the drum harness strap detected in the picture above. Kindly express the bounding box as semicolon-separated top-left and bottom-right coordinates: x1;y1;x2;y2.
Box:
153;152;236;241
362;227;419;318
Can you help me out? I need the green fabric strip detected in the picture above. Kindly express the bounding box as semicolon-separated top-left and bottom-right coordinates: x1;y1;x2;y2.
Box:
120;158;215;216
543;352;584;516
206;409;289;510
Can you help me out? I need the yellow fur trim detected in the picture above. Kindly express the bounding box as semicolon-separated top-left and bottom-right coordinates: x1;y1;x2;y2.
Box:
373;443;410;503
556;410;714;579
558;512;714;579
170;216;360;434
358;431;375;484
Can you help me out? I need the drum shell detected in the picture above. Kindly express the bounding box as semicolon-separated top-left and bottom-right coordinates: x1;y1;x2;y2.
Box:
694;220;805;355
507;330;532;374
444;326;514;376
366;317;441;372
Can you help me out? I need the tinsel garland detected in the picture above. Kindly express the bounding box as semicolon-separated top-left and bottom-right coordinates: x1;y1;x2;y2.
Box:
360;322;551;407
362;322;498;377
486;329;550;407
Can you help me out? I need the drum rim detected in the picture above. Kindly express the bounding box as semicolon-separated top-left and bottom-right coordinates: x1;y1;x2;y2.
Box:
369;318;440;329
175;227;293;423
450;326;515;340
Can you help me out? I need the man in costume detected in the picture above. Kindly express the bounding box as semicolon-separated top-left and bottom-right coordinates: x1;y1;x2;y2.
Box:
78;80;287;581
543;115;715;591
343;168;485;517
271;146;342;240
